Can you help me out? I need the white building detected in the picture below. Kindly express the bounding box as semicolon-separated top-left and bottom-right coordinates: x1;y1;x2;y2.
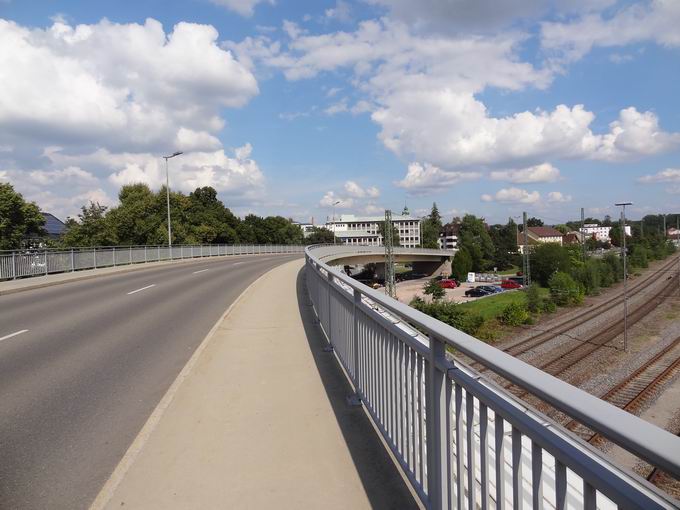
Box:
292;222;316;238
580;223;631;242
326;214;421;248
438;233;458;250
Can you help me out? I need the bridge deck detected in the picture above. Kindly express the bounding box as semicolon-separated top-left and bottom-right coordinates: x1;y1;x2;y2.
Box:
93;259;418;509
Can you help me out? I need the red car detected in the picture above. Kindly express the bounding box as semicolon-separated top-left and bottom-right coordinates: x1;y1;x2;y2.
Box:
501;279;522;289
438;279;458;289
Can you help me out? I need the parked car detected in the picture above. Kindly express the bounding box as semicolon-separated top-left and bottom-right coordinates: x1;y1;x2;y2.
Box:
478;285;503;294
437;279;458;289
501;279;523;289
465;287;494;298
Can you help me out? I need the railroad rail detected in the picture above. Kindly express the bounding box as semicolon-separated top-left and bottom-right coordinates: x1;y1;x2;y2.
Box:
471;253;680;372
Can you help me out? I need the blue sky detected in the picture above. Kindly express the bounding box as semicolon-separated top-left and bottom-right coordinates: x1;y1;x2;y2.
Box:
0;0;678;225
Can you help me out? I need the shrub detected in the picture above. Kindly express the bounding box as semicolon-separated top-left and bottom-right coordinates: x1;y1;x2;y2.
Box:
500;302;530;326
423;279;445;300
572;258;601;295
409;299;484;336
525;284;542;313
531;243;572;286
542;300;557;313
548;271;584;306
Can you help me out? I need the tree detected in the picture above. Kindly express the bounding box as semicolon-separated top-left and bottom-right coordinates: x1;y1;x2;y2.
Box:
451;246;472;281
420;203;443;248
609;224;623;247
0;183;45;250
306;227;336;244
527;217;544;227
62;202;117;246
423;279;445;300
531;242;571;286
458;214;494;271
489;218;518;270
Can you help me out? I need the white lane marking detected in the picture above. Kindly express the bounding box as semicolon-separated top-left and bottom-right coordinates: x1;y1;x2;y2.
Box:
193;269;209;274
127;284;156;295
232;262;244;265
0;329;29;342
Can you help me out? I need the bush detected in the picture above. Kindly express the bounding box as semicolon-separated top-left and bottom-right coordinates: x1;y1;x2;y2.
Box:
451;247;473;282
409;299;484;336
531;243;572;286
525;284;542;313
548;272;584;306
500;302;530;326
602;253;622;283
572;258;601;295
423;279;445;300
542;300;557;313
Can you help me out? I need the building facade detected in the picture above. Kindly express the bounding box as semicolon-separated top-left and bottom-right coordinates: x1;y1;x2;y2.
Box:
580;223;631;241
325;214;421;248
517;226;564;254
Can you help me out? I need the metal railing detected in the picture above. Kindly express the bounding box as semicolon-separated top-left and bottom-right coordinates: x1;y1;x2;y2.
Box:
0;244;305;281
304;245;680;509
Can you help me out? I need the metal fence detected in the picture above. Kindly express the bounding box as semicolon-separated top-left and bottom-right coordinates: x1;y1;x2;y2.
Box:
304;245;680;509
0;244;305;281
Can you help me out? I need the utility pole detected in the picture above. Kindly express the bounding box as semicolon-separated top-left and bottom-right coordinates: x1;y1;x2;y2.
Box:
384;210;396;298
332;200;341;245
615;202;632;351
581;207;586;262
663;213;667;238
523;211;530;287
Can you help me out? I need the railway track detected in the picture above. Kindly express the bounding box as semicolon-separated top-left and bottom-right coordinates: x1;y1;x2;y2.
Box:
470;254;680;373
503;272;680;402
562;335;680;444
647;432;680;500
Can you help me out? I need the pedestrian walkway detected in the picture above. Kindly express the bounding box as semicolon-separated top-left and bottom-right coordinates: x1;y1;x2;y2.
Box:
92;259;418;510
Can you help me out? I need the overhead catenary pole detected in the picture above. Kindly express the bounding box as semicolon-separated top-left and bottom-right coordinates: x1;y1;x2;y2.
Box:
332;200;341;245
615;201;632;352
523;211;530;287
581;207;586;262
163;151;183;256
384;210;396;298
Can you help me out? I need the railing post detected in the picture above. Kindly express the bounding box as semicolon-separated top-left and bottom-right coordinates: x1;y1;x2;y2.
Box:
113;246;116;266
325;272;334;350
129;245;132;264
157;245;160;261
70;249;74;272
144;245;147;263
93;248;97;269
426;335;449;510
12;252;16;279
352;288;362;399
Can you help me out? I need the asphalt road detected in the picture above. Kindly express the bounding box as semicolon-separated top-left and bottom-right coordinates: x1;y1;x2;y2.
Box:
0;254;301;509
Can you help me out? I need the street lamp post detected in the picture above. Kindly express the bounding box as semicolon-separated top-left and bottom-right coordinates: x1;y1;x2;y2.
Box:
615;201;632;351
163;152;183;255
332;200;341;245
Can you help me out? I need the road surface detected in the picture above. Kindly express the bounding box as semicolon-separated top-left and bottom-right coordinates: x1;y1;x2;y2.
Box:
0;254;301;509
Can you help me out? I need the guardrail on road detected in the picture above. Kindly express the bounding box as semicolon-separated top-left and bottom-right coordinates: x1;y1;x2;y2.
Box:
304;245;680;509
0;244;305;281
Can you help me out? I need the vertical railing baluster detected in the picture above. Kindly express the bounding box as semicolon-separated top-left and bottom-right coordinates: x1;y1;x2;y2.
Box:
479;403;489;510
512;427;523;510
426;335;449;510
466;391;477;510
555;460;567;510
583;480;596;510
455;383;464;510
531;441;543;509
495;414;505;510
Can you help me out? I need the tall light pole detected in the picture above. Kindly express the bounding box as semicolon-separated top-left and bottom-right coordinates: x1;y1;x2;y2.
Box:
163;152;183;252
332;200;341;245
615;201;632;351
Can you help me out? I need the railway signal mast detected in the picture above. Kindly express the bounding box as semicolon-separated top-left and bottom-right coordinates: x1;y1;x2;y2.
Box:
615;201;632;352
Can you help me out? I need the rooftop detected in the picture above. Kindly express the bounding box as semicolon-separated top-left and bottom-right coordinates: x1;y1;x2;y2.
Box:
328;214;417;223
527;226;563;237
42;213;66;236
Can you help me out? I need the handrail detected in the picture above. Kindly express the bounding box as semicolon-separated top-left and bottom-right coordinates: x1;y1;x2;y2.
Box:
304;244;680;509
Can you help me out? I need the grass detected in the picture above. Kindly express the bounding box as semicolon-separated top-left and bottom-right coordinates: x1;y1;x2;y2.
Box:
457;287;549;321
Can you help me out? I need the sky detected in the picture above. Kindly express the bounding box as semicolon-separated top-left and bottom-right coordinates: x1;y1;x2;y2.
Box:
0;0;679;225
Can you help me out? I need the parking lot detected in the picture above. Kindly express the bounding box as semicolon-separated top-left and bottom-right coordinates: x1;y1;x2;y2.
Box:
394;277;508;304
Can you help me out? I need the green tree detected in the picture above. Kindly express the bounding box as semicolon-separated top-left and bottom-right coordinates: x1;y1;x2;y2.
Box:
0;183;45;249
458;214;494;271
489;218;518;270
531;242;571;286
423;279;445;300
527;217;544;227
451;246;472;281
420;203;443;248
306;227;336;244
62;202;117;246
377;221;400;246
525;284;542;313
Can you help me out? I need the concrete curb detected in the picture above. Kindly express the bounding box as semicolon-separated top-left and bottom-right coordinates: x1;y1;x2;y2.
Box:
0;254;288;296
88;261;283;510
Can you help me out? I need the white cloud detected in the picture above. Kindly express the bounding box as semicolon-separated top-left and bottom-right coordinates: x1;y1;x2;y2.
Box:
319;191;354;208
395;162;481;195
324;100;349;115
541;0;680;63
0;18;258;153
27;166;98;186
209;0;274;17
547;191;572;203
344;180;379;198
638;168;680;183
490;163;560;183
326;87;342;97
481;187;540;204
325;1;352;23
